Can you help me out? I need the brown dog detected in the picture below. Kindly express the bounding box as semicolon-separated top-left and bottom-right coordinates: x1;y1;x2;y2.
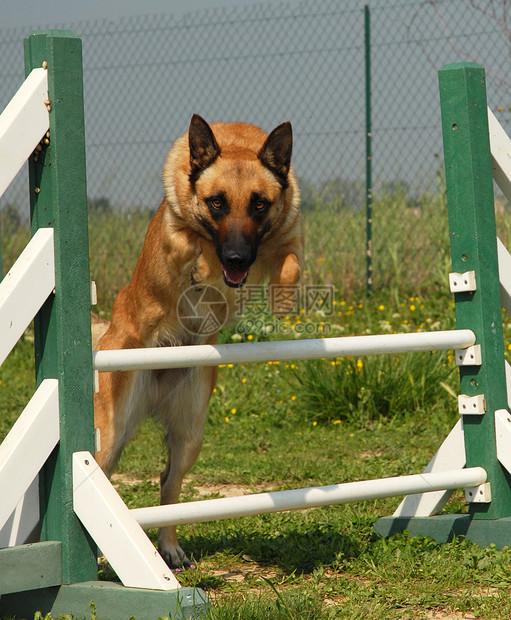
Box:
93;114;303;569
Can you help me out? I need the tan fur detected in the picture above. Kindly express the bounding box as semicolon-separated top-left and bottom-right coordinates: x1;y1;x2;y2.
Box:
94;116;303;568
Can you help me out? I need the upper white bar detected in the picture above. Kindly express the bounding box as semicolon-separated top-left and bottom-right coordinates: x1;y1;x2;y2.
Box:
93;329;476;372
0;68;49;198
0;228;55;367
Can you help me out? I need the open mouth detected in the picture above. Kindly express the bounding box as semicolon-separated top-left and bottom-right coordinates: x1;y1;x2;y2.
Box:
222;267;249;288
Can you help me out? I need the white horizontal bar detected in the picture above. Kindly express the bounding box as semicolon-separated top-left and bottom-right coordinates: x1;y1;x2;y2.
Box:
131;467;487;529
497;237;511;315
489;107;511;202
0;228;55;367
0;68;49;198
93;329;475;372
0;379;59;529
73;452;180;590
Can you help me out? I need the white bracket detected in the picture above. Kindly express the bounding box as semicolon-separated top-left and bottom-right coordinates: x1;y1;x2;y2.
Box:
449;271;476;293
495;409;511;476
458;394;486;415
465;482;491;503
90;281;97;306
455;344;482;366
73;451;180;591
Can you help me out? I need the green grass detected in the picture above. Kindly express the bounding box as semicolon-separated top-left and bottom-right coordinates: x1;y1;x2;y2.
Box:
3;190;511;618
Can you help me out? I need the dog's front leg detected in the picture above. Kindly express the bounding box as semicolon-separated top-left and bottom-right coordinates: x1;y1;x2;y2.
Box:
268;250;302;317
156;363;218;569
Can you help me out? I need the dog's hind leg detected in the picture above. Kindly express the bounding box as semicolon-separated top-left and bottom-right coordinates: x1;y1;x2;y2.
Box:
156;363;218;569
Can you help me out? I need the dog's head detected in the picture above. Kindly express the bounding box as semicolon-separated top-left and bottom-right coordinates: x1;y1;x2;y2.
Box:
166;114;298;288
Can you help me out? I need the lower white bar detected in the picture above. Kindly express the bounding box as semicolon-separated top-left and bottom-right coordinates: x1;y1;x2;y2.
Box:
131;467;487;529
93;329;476;372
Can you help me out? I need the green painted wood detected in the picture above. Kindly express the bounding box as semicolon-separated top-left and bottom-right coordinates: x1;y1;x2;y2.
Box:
439;62;511;520
0;541;62;595
0;582;210;620
374;515;511;549
24;30;97;584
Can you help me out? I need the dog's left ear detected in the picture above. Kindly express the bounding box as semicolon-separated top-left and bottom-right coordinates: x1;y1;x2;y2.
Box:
258;122;293;188
189;114;221;184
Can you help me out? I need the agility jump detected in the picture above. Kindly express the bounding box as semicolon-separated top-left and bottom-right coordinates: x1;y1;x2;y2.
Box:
1;30;511;619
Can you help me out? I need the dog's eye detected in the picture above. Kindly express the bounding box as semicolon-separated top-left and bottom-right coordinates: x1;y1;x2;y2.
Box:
255;201;266;210
209;198;222;209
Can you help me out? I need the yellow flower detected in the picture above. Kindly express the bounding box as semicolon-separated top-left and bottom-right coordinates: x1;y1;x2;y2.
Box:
378;304;385;311
312;421;318;426
291;395;296;401
410;304;416;311
231;408;237;414
225;417;230;423
242;377;247;384
356;359;363;370
247;334;253;341
333;420;341;425
227;363;234;368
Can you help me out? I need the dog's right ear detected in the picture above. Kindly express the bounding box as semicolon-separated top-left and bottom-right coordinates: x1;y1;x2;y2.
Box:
188;114;221;184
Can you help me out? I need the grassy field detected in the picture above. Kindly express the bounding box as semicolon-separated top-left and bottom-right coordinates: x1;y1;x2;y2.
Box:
2;190;511;618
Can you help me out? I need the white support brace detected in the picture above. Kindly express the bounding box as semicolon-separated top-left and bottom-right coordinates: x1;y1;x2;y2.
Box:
497;238;511;315
393;419;465;517
0;379;59;530
72;452;180;591
0;228;55;367
0;68;49;198
495;409;511;477
488;107;511;202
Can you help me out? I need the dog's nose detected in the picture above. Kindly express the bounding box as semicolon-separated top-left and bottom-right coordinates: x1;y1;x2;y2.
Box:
222;248;252;271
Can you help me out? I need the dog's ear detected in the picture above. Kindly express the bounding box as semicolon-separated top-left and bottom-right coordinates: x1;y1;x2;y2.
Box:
258;122;293;188
189;114;221;184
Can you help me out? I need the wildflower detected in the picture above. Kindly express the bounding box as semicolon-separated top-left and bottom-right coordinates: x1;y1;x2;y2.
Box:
231;408;237;414
313;421;318;427
225;417;230;423
242;377;247;384
410;304;416;311
247;334;253;341
333;420;341;425
356;359;363;370
378;304;385;311
227;363;234;368
213;387;217;393
291;395;297;401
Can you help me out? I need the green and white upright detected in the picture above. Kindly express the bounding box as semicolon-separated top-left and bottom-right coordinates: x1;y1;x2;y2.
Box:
0;30;208;619
375;62;511;545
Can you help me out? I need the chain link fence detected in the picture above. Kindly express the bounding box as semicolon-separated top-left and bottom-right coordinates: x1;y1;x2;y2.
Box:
1;0;511;304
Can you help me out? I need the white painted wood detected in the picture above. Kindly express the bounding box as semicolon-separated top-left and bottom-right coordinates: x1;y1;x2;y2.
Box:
495;409;511;476
0;68;49;198
130;467;486;529
93;329;476;372
497;238;511;315
0;228;55;367
393;420;465;517
488;107;511;201
0;477;39;548
72;452;180;591
0;379;59;529
505;361;511;411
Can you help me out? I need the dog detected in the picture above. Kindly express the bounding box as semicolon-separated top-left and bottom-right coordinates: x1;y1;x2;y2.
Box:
92;114;304;569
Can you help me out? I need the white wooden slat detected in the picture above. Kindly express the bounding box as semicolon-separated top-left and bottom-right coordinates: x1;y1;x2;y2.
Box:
392;420;465;517
0;68;49;198
497;237;511;315
0;379;59;529
489;107;511;202
0;228;55;367
73;452;180;591
0;477;39;548
495;409;511;477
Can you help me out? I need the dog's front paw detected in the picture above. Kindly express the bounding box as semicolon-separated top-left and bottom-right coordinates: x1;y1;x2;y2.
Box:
158;541;196;572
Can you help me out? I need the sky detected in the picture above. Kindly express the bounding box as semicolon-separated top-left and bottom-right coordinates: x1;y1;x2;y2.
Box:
2;0;269;27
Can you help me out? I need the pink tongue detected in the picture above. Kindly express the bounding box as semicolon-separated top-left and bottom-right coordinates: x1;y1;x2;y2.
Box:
223;268;248;283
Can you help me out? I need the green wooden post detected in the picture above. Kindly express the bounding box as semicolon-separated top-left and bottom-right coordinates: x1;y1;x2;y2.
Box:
439;62;511;522
374;62;511;546
24;30;97;585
